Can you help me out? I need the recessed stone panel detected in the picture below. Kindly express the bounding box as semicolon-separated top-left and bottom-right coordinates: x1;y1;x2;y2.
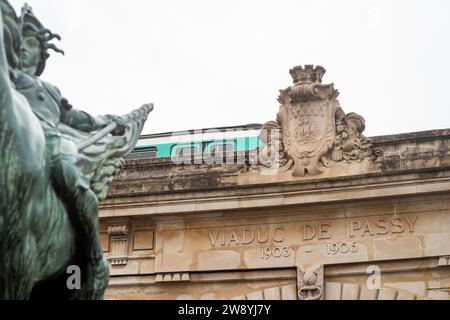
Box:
197;250;241;270
133;229;155;251
100;232;109;252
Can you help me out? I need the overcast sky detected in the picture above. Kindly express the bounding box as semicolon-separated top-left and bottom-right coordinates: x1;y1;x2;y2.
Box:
9;0;450;136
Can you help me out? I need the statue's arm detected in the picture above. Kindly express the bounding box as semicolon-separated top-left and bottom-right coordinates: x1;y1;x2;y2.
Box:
62;106;107;132
0;6;13;104
61;99;123;133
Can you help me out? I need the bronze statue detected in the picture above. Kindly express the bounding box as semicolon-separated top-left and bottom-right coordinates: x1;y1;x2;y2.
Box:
0;0;153;299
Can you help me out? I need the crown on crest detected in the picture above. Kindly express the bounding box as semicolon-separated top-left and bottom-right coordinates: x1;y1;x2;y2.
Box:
289;65;326;84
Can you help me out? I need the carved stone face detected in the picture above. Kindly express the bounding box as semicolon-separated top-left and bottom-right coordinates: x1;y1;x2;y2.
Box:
19;36;41;74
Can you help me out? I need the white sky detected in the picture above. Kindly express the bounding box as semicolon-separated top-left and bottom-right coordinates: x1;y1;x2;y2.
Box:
9;0;450;136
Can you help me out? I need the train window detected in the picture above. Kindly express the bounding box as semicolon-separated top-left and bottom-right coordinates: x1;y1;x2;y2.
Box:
125;147;157;160
171;144;202;159
210;143;234;157
176;147;197;157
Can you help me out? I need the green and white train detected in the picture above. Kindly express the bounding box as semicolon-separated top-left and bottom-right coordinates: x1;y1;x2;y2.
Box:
125;123;264;160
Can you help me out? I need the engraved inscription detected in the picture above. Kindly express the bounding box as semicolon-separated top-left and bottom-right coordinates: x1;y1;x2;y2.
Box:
208;225;285;247
348;215;417;238
207;214;418;248
303;223;332;241
325;241;358;255
302;215;418;241
261;246;291;259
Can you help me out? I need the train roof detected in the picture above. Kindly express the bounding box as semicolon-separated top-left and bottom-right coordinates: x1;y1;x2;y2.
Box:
138;123;263;139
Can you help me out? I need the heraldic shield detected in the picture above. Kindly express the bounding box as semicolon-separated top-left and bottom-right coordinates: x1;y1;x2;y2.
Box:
277;65;339;177
260;65;381;177
279;96;338;177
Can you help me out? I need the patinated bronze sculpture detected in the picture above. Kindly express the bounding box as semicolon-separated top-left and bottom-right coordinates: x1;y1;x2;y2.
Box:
0;0;152;299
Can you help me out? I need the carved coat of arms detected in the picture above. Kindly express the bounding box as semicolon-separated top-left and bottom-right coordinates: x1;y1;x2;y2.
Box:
259;65;381;177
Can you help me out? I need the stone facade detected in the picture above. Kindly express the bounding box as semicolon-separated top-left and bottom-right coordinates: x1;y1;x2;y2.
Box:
99;66;450;300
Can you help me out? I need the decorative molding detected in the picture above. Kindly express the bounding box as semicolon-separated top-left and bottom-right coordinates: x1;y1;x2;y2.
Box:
155;273;190;283
108;225;129;236
438;256;450;266
107;222;130;266
297;265;324;300
100;176;450;218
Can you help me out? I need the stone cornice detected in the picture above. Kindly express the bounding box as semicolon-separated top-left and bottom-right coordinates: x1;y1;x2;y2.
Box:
100;127;450;218
100;170;450;218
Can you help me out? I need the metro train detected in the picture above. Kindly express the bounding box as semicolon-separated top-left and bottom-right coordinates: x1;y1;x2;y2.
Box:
125;123;264;160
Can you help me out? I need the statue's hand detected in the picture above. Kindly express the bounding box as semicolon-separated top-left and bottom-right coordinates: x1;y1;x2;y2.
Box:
113;117;127;136
102;114;127;136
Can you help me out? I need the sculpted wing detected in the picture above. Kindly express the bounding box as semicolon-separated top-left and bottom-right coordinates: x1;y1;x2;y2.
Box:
57;104;152;200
